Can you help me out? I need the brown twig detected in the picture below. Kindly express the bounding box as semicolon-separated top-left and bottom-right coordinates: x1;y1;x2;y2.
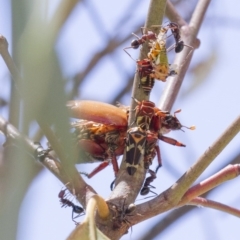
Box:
159;0;211;111
179;164;240;205
139;151;240;240
166;0;187;26
0;35;71;168
188;197;240;217
0;115;60;175
0;36;21;84
111;0;168;206
0;115;94;207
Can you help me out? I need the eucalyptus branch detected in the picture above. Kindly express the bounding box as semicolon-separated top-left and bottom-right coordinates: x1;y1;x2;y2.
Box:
138;152;240;240
127;115;240;224
168;115;240;201
0;33;95;207
0;115;41;158
131;0;167;107
188;197;240;218
112;0;168;205
138;194;240;239
179;164;240;205
166;1;187;26
159;0;211;111
0;35;71;168
0;115;65;179
0;115;94;208
0;36;21;85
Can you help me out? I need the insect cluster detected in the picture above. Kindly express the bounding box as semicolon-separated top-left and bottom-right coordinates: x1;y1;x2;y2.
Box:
58;22;195;224
125;22;192;95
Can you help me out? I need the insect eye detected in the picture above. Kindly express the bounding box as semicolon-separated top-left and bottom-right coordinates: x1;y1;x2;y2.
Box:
164;116;171;122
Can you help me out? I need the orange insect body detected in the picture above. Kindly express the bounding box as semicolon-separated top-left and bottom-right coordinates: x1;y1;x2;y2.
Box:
148;40;170;82
144;131;159;170
126;23;185;96
68;100;193;178
67;100;127;127
73;120;126;177
137;42;170;84
136;24;178;83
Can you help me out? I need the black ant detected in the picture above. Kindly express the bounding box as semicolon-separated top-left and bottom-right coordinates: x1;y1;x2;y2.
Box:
140;169;157;196
168;22;193;53
58;189;84;224
124;31;157;50
110;199;136;233
129;31;157;49
124;31;157;59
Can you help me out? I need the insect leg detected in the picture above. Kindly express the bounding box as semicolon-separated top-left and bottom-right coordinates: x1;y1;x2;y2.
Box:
158;135;186;147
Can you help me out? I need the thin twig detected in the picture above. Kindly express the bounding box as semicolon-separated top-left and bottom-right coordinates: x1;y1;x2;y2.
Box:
0;35;71;168
0;115;64;178
179;164;240;205
159;0;211;111
188;197;240;218
167;115;240;202
0;36;21;85
139;152;240;240
0;115;94;207
131;0;168;108
0;115;40;156
166;1;187;26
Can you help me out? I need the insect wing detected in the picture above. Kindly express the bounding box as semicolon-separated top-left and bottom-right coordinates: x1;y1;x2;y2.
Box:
143;131;159;169
135;100;155;130
67;100;127;127
126;127;146;175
